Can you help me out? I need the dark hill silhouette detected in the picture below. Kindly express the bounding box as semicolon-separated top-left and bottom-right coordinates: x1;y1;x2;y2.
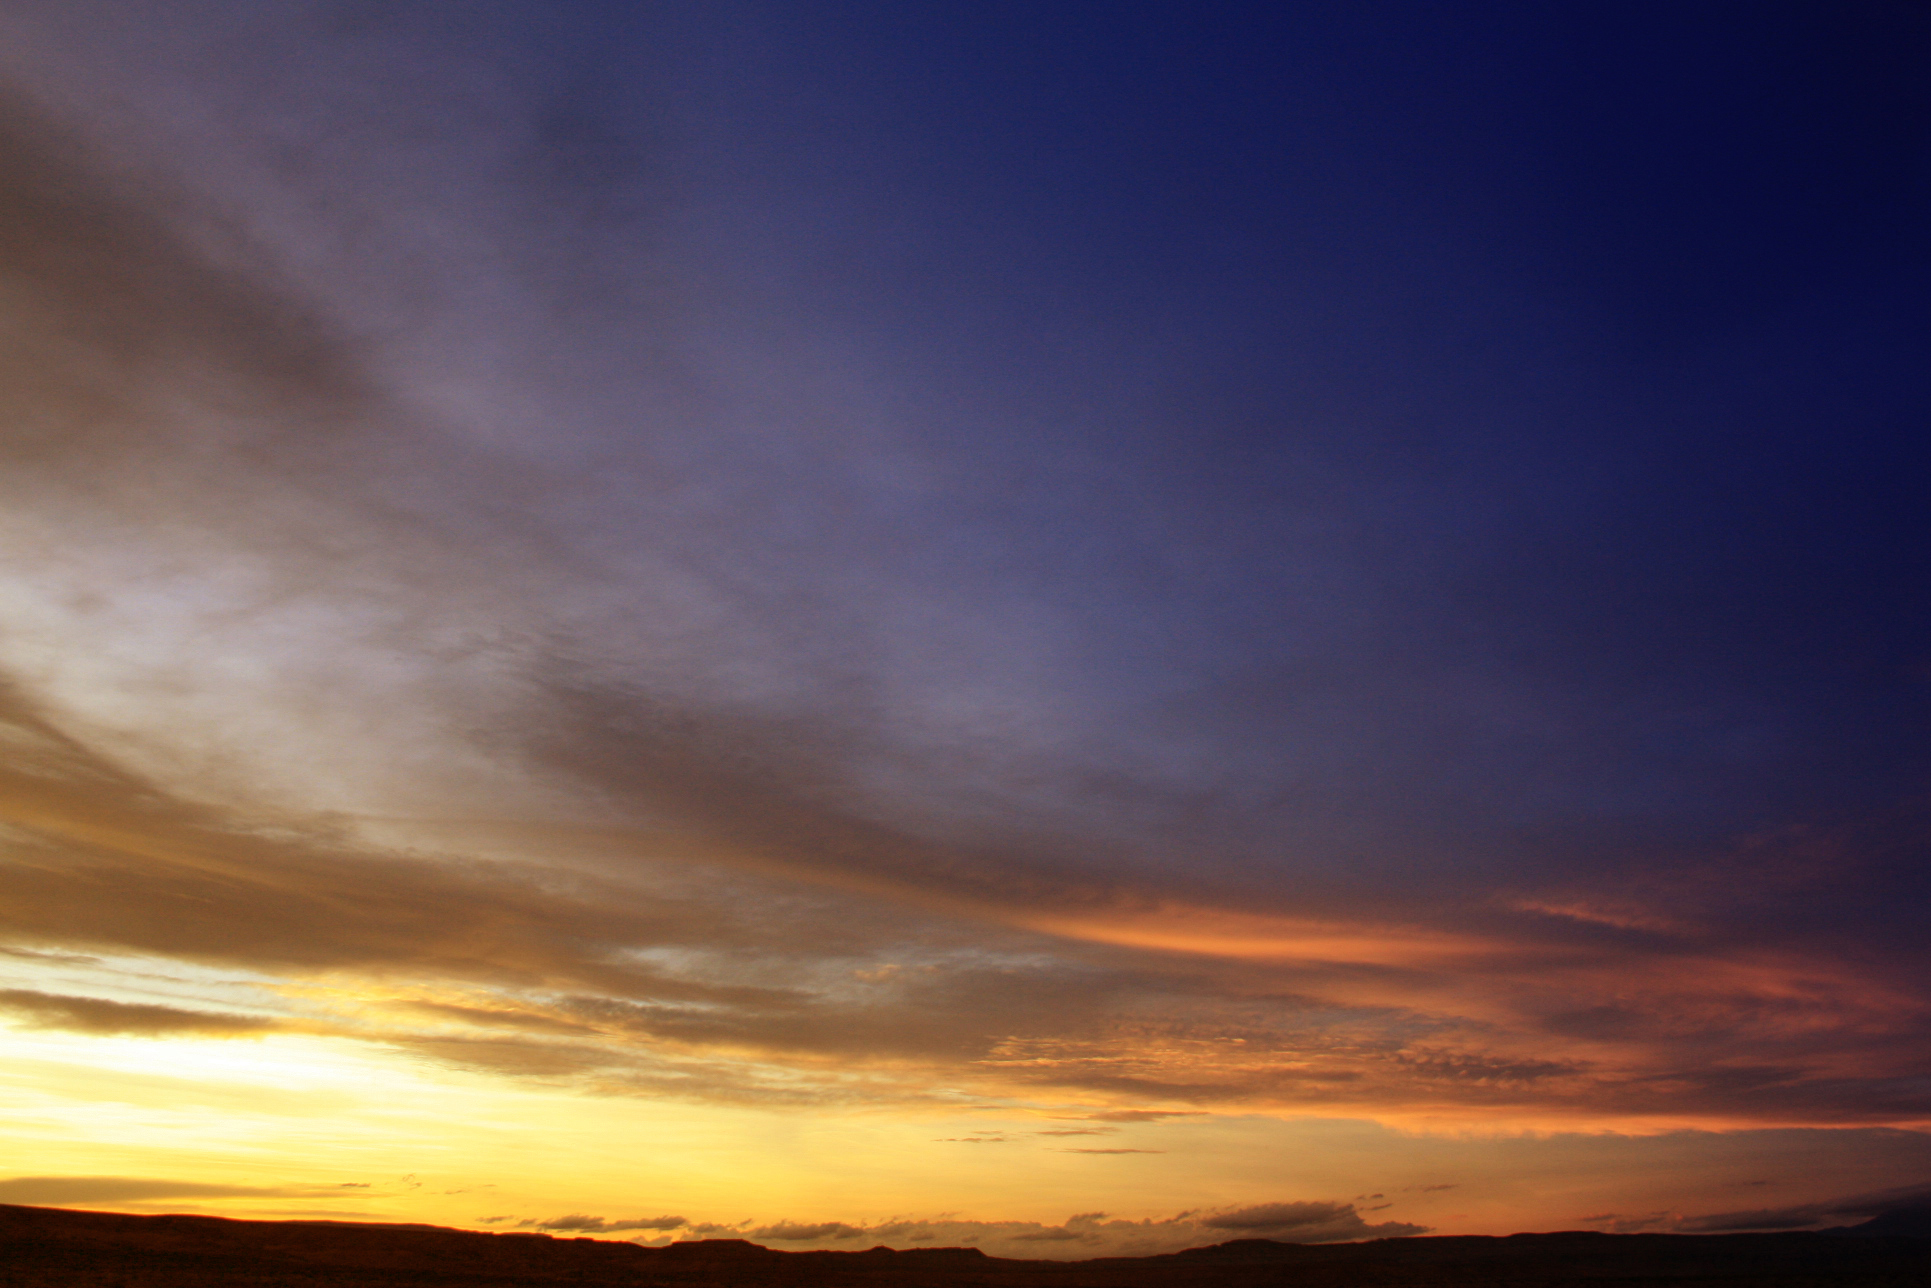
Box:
4;1203;1931;1286
1828;1207;1931;1240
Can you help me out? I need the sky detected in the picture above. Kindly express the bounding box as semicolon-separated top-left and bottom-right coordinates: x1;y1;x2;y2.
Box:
0;0;1927;1258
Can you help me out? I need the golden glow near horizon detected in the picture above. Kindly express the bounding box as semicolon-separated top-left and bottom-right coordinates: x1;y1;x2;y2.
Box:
0;712;1925;1252
0;741;1926;1254
0;1021;1904;1244
5;900;1931;1256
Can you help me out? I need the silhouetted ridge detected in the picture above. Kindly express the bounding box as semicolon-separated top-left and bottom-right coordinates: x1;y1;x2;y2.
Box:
5;1203;1931;1285
1162;1238;1314;1261
1829;1206;1931;1239
659;1237;783;1257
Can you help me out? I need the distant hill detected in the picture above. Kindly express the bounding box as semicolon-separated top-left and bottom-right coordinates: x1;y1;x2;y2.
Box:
4;1203;1931;1286
1827;1207;1931;1240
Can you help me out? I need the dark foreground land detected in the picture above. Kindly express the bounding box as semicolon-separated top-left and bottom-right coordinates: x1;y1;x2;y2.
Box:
4;1204;1930;1287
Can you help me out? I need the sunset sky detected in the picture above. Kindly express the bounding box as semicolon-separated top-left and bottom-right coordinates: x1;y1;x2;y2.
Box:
0;0;1928;1258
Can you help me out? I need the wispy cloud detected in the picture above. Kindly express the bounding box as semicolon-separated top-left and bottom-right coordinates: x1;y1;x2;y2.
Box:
0;1177;361;1205
0;990;275;1036
0;674;1924;1123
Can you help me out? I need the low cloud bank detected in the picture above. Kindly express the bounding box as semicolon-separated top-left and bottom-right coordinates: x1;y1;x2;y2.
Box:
518;1201;1426;1260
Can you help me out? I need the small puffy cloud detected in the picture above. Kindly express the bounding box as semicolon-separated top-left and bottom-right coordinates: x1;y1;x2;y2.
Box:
1581;1211;1678;1233
529;1213;686;1233
0;989;275;1037
1200;1201;1428;1241
747;1221;868;1241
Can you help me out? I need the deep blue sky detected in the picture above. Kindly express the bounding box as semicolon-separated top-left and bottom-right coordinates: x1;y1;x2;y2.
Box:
567;0;1931;890
357;0;1931;910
